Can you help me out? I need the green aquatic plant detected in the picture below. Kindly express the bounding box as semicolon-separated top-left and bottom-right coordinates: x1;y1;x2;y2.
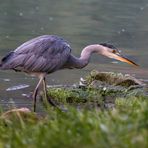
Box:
0;95;147;148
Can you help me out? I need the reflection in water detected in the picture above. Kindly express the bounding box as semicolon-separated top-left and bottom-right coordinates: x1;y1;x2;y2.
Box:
0;0;148;110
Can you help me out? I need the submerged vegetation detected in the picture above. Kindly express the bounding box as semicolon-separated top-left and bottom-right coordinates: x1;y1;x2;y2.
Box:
0;71;148;148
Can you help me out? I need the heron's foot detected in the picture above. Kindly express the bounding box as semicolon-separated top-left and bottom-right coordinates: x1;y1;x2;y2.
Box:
55;104;68;112
47;96;57;107
43;96;68;112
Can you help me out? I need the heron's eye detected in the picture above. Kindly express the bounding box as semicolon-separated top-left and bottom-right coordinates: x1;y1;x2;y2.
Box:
112;49;116;54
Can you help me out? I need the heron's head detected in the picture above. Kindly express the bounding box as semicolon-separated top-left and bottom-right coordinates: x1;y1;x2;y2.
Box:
98;43;138;66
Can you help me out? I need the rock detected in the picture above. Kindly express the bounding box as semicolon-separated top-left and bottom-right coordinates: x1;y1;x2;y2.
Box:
81;70;145;87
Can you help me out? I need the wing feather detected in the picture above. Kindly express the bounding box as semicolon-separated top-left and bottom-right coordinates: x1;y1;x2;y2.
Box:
1;35;71;73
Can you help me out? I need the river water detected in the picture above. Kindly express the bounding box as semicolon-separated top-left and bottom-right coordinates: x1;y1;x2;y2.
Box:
0;0;148;111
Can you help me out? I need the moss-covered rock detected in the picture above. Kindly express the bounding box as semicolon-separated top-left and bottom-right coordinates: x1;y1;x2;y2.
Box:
81;70;145;87
45;71;147;109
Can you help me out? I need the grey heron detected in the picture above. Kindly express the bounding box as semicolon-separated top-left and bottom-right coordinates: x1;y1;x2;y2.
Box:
0;35;138;112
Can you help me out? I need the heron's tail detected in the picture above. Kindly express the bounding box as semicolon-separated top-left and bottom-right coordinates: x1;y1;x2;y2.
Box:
0;51;14;70
0;60;2;69
0;62;3;69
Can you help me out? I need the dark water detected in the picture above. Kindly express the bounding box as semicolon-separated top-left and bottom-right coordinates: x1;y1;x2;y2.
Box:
0;0;148;111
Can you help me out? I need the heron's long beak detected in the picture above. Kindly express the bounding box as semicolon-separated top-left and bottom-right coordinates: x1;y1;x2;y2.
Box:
109;53;138;66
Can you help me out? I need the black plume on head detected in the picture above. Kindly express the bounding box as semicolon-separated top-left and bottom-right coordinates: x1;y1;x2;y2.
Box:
100;43;116;49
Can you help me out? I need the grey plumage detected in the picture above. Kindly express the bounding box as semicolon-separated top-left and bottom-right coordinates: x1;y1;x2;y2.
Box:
0;35;71;73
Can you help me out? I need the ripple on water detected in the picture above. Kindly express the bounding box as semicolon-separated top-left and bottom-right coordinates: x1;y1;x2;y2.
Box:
3;79;10;82
6;84;30;91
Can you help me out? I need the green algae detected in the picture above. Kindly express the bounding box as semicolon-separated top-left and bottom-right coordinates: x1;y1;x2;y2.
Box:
46;71;147;109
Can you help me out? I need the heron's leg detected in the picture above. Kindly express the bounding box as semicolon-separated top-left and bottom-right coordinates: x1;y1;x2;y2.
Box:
33;76;44;112
42;77;56;107
42;78;68;112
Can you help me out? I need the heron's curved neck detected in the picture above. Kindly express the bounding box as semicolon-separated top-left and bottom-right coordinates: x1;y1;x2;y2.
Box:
81;44;102;59
67;44;103;69
78;44;103;68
